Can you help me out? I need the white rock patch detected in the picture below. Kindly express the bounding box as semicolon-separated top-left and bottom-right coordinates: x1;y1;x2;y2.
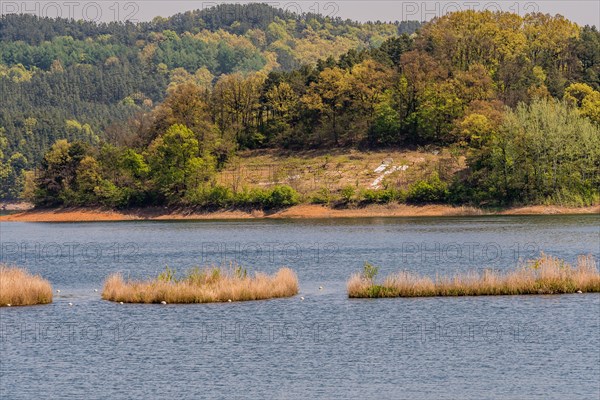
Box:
370;165;409;189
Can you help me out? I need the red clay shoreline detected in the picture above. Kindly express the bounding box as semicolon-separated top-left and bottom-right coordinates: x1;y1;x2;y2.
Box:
1;204;598;222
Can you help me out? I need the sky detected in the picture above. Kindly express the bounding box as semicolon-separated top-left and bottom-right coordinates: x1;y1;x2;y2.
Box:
1;1;599;26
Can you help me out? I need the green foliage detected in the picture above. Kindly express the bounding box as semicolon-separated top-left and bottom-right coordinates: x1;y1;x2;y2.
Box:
186;185;228;207
360;189;379;204
185;267;207;286
466;98;600;205
234;265;248;279
310;187;332;205
231;187;268;208
207;186;233;208
120;149;150;178
360;188;403;204
371;93;403;145
364;285;396;298
340;185;356;203
210;267;221;282
6;8;599;209
265;185;299;208
564;83;600;125
407;172;449;204
148;124;216;202
0;127;28;199
157;266;177;283
187;184;299;209
546;188;600;208
93;180;128;208
362;262;379;282
184;266;231;285
33;139;87;206
0;7;418;200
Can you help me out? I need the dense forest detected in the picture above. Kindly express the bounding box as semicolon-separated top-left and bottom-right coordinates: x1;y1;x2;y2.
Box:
1;6;599;207
0;4;418;198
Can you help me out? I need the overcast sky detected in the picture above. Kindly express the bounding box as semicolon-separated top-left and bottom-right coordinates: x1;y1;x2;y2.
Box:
2;1;599;26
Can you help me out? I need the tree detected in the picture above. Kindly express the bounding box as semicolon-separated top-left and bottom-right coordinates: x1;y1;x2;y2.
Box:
0;128;11;197
147;124;215;201
211;72;265;148
409;81;464;143
573;26;600;90
397;50;446;120
416;11;527;72
454;100;505;145
35;139;89;205
468;98;600;204
75;155;103;203
302;66;351;145
370;90;402;146
523;13;580;71
151;82;217;149
263;81;299;143
378;35;413;69
564;83;600;125
0;128;28;199
348;59;393;145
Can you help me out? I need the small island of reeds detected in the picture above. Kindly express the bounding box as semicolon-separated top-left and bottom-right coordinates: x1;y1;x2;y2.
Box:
347;255;600;298
0;265;53;306
102;265;299;304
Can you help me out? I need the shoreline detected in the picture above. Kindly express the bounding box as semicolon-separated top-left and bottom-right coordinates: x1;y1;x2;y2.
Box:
1;204;598;222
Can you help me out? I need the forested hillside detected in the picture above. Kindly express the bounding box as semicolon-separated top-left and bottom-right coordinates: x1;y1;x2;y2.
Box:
1;6;599;207
0;4;418;198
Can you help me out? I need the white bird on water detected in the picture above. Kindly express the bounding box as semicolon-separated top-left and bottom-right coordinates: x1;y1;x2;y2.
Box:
68;302;73;306
319;286;323;290
94;289;98;292
228;299;232;302
577;290;583;294
6;304;11;307
119;302;124;305
300;297;304;301
56;289;61;293
161;301;167;305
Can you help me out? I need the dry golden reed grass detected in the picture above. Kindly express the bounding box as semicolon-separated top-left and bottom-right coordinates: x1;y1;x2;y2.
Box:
348;255;600;298
102;266;299;303
0;265;53;306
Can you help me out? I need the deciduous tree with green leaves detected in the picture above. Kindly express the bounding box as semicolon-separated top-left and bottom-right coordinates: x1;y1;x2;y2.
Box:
147;124;216;202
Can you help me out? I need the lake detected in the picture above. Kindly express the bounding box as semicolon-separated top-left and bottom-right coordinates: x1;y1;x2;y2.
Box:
1;215;599;399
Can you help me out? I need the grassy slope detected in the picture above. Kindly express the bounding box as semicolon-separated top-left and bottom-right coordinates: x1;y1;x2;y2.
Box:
216;148;464;196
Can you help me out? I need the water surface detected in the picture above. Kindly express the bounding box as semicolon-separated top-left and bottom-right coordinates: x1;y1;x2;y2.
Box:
1;215;599;399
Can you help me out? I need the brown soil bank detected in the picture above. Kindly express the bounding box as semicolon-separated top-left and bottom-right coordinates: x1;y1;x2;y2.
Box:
0;204;598;223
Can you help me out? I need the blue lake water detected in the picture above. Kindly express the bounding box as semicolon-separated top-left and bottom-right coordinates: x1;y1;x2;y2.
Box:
1;215;599;399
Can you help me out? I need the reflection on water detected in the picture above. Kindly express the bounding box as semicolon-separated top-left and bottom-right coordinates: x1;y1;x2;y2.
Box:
1;215;599;399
